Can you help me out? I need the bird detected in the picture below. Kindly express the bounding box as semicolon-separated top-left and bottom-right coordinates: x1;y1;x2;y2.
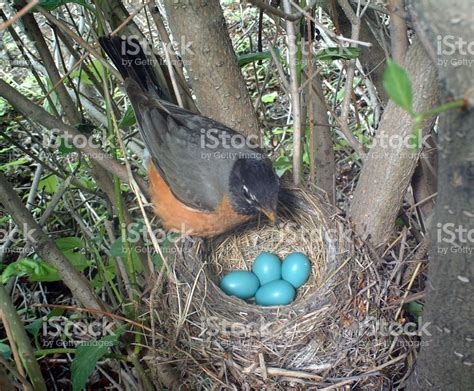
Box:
99;36;280;237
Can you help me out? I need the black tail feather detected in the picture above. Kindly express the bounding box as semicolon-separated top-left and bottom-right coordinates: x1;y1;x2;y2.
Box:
98;36;167;100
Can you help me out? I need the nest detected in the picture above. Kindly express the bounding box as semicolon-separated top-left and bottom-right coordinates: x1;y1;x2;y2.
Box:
151;187;414;389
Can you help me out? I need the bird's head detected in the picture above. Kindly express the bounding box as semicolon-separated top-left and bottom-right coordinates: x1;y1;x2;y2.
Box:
228;158;280;222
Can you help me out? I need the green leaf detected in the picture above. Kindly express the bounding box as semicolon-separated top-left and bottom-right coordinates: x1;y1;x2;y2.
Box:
24;317;44;338
39;174;60;194
37;0;88;11
55;237;85;252
63;251;88;271
383;59;414;114
91;263;116;289
151;254;163;269
395;217;405;227
55;237;88;271
261;91;278;104
70;59;104;87
0;158;29;171
70;69;92;85
110;238;124;257
0;343;12;359
71;325;127;391
118;105;136;128
315;47;361;61
58;135;78;155
403;301;423;318
237;50;273;67
410;116;423;151
130;247;143;273
273;155;292;177
77;177;96;190
0;258;60;283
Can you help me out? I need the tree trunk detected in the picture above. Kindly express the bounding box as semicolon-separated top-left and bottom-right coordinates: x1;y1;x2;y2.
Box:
302;71;336;203
350;38;439;247
406;1;474;389
163;0;260;137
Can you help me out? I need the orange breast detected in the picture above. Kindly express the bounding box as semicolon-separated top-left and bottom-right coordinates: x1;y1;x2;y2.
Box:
147;161;251;237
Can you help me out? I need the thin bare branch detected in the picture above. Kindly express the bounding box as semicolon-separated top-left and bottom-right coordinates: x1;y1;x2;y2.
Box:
0;0;38;31
388;0;409;63
0;79;148;193
283;0;302;185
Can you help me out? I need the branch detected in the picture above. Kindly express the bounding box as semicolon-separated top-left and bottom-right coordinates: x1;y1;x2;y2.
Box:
388;0;409;63
0;79;148;193
248;0;317;21
283;0;302;185
35;5;122;81
0;295;46;390
0;0;38;31
0;173;107;311
16;0;81;124
336;0;367;159
148;3;193;107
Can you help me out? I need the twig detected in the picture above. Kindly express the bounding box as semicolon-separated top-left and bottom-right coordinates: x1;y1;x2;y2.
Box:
248;0;318;21
289;0;373;47
0;355;33;391
307;18;316;183
110;1;151;36
388;0;409;63
349;0;389;14
148;3;191;103
0;172;107;311
268;45;290;92
104;78;161;277
18;176;74;258
18;1;81;124
32;304;157;334
0;79;148;194
0;0;38;31
336;0;367;159
148;3;183;107
0;287;46;391
1;310;25;381
35;6;122;81
283;0;302;185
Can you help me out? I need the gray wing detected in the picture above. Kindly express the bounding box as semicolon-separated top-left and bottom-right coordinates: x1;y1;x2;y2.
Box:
135;97;261;211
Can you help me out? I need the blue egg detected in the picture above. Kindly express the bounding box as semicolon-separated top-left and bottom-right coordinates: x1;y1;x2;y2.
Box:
281;252;311;288
252;252;281;285
255;280;296;306
219;271;260;299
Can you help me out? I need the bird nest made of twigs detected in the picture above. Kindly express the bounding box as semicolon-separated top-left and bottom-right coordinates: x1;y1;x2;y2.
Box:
149;186;414;390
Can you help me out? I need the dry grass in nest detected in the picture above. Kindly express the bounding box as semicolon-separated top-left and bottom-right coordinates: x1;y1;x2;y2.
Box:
149;187;415;389
206;189;336;309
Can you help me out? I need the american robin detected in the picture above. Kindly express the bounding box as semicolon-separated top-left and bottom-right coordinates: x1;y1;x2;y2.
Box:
99;36;279;237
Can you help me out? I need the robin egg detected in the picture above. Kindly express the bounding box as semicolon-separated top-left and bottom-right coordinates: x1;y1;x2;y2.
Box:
219;271;260;300
281;252;311;288
252;252;281;285
255;280;296;306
